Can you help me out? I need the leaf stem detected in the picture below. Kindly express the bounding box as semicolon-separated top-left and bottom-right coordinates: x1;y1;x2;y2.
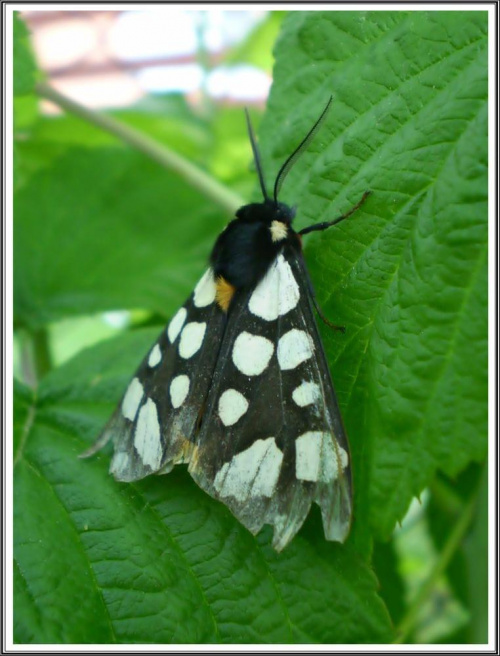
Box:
35;82;244;215
393;490;479;643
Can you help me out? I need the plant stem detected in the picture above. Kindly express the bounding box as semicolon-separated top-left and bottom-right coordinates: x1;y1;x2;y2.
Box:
35;82;244;215
393;491;478;644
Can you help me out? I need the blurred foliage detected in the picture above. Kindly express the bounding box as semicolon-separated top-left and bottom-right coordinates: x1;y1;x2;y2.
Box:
226;11;285;71
13;10;488;645
13;13;37;96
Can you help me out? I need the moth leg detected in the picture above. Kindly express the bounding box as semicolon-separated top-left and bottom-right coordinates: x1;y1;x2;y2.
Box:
298;252;345;333
312;295;345;334
298;190;371;236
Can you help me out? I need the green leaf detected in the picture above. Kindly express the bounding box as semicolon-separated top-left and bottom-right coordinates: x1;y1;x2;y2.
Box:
13;13;37;96
259;10;487;543
14;145;228;330
209;105;263;195
14;94;38;131
372;540;406;626
13;379;33;459
14;332;393;644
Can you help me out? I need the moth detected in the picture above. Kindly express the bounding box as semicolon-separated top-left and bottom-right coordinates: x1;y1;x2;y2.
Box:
83;98;370;551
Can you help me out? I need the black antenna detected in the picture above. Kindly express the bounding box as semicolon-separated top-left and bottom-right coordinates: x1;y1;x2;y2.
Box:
244;108;269;202
273;96;333;203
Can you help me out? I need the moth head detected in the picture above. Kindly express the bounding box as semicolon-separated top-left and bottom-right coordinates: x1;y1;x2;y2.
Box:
244;97;333;218
235;199;296;225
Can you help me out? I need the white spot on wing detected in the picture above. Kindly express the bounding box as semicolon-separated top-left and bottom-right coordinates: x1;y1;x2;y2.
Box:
277;329;314;370
295;431;322;481
292;381;320;407
179;321;206;359
232;331;274;376
194;268;216;307
134;398;162;470
121;378;144;421
214;437;283;501
170;374;190;408
148;344;162;367
167;307;187;343
218;389;249;426
295;431;348;482
249;254;300;321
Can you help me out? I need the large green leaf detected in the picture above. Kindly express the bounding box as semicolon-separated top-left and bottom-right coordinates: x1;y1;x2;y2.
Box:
257;10;487;543
14;146;228;330
14;332;393;644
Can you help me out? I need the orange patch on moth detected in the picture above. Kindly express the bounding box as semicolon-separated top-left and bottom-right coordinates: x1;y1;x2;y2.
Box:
215;276;236;312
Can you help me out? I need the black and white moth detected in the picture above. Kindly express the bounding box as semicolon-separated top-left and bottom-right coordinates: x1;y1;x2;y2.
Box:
83;98;370;551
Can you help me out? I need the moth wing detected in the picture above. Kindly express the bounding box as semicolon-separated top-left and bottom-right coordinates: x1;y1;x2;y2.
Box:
188;248;352;551
82;269;225;482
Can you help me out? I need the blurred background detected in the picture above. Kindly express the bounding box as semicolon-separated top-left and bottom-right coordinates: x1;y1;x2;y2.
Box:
22;9;277;110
